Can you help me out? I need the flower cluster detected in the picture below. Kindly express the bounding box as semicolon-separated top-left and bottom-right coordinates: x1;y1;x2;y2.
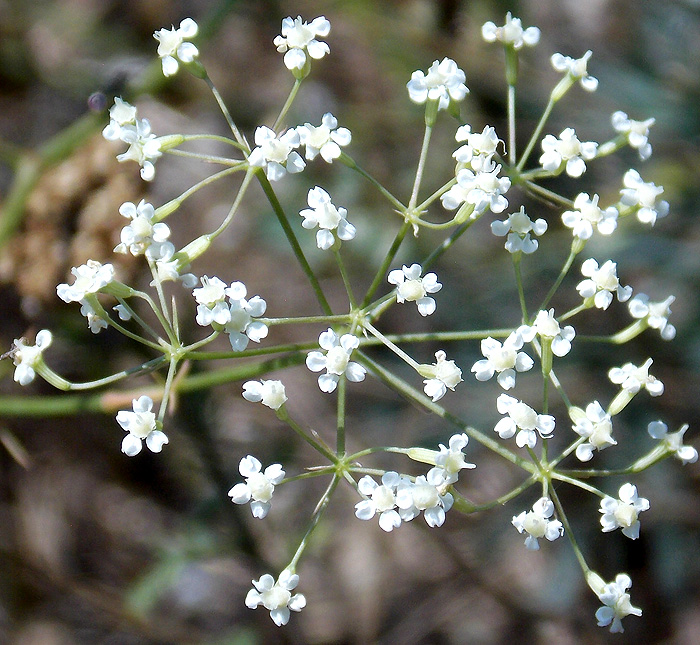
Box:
611;111;655;160
599;483;650;540
102;98;164;181
192;277;268;351
299;186;355;250
229;455;285;519
116;396;168;457
407;57;468;111
387;264;442;316
571;401;616;462
519;309;575;358
11;330;52;386
576;258;632;310
620;169;669;225
471;332;534;390
274;16;331;73
551;50;598;91
491;206;548;254
242;380;287;411
512;498;563;550
495;394;555;449
562;193;618;239
114;200;171;258
540;128;597;178
441;162;511;216
482;12;540;49
420;350;463;402
306;328;366;393
153;18;199;77
245;569;306;626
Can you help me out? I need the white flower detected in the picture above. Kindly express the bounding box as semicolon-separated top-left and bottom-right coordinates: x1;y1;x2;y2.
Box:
354;472;404;532
430;433;476;486
512;497;563;550
648;421;697;464
453;124;500;172
102;97;137;141
471;331;534;390
495;394;555;448
420;350;462;402
519;309;575;357
274;15;331;71
600;483;650;540
153;18;199;77
491;206;547;254
245;569;306;626
116;395;168;457
551;50;598;91
57;260;115;303
395;473;454;528
114;200;171;257
116;118;162;181
299;186;355;250
305;328;366;393
407;58;469;110
561;193;618;240
593;573;642;633
242;380;287;411
620;169;669;225
627;293;676;340
223;282;268;351
150;242;198;288
228;455;285;519
612;111;655;160
539;128;597;177
609;358;664;397
571;401;616;461
577;259;632;310
248;126;305;181
441;163;510;214
482;13;540;49
297;113;351;163
79;300;108;334
387;264;442;316
193;276;231;326
11;330;52;386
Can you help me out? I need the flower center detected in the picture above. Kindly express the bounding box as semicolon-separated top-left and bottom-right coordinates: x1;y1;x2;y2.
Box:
325;346;350;375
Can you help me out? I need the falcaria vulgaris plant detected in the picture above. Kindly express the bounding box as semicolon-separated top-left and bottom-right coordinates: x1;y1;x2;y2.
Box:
6;12;696;633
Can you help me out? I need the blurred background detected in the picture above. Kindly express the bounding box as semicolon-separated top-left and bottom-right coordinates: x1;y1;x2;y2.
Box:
1;0;699;643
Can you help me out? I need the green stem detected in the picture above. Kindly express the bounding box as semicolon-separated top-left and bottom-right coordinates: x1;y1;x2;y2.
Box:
273;79;302;131
516;92;557;172
288;475;339;572
360;220;411;309
204;75;247;148
256;170;333;316
339;152;405;211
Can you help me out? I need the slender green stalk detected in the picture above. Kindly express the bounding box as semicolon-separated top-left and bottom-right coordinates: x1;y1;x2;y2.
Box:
256;170;333;316
516;93;557;172
537;240;582;312
512;254;528;320
204;76;247;147
507;84;516;166
339;152;405;211
273;79;302;131
363;321;421;371
336;376;346;456
333;248;357;309
409;123;433;209
276;407;338;463
360;220;410;309
288;475;339;572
